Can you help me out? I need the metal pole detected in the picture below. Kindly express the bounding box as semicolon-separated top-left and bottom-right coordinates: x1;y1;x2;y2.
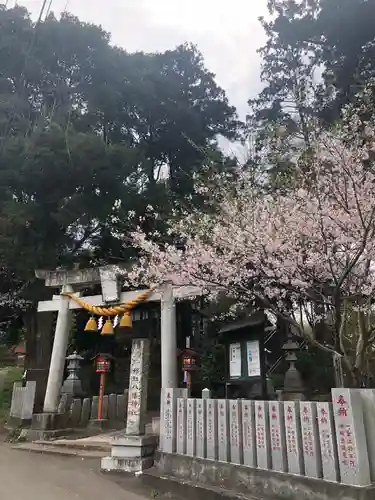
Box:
186;372;192;397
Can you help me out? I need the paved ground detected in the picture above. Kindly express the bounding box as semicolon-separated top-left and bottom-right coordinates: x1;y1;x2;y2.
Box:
0;442;150;500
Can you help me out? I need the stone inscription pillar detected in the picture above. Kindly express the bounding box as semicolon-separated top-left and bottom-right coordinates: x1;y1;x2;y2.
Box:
176;397;187;454
186;398;197;456
206;399;218;460
196;399;207;458
269;401;287;472
126;338;150;436
229;399;243;465
242;400;256;467
218;399;230;462
101;338;156;473
284;401;304;475
332;388;371;486
317;402;339;482
359;389;375;483
255;401;271;470
160;388;187;453
300;402;322;479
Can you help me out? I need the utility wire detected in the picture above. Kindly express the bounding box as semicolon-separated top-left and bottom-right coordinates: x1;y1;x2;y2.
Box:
36;0;49;24
45;0;53;19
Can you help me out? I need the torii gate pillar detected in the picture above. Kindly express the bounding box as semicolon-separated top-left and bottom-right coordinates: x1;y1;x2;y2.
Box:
43;284;73;413
160;284;178;389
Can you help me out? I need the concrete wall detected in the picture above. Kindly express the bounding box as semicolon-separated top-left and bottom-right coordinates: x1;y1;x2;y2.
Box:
154;452;375;500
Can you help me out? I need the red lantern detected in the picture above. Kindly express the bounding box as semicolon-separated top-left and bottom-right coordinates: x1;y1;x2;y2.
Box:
181;349;198;396
92;354;112;421
95;355;111;373
181;349;198;372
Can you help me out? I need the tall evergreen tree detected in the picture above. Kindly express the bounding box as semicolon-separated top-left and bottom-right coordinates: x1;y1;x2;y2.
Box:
0;5;242;346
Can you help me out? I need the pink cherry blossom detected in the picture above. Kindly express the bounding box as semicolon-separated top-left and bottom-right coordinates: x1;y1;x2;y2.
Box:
123;85;375;386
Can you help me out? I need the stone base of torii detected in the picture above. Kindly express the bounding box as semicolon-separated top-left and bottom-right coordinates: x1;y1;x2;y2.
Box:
29;266;202;471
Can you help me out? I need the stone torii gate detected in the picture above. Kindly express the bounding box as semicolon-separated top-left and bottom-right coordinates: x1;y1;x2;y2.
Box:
35;266;202;416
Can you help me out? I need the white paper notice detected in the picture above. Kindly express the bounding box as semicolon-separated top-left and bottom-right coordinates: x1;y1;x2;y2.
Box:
247;340;261;377
229;343;241;378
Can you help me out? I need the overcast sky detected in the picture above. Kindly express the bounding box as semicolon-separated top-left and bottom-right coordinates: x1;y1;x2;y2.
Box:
17;0;269;122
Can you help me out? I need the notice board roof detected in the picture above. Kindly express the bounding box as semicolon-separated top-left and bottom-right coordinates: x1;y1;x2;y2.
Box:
219;311;268;334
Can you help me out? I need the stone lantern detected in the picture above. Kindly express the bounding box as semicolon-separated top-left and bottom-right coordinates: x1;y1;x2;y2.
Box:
61;351;84;397
281;330;305;401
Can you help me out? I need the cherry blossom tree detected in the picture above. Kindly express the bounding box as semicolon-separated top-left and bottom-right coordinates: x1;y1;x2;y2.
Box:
125;86;375;387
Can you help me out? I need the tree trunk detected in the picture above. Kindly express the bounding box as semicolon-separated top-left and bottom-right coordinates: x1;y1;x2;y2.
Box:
333;353;344;387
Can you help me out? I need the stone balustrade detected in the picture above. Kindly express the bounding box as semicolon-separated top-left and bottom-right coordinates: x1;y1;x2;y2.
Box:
9;384;128;431
160;388;375;488
58;392;128;429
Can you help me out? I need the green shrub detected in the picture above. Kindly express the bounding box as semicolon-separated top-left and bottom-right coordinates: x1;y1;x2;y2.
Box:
0;367;23;424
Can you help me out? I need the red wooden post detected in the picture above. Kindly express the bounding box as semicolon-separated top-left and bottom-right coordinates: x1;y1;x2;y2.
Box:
94;354;111;421
98;372;106;421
